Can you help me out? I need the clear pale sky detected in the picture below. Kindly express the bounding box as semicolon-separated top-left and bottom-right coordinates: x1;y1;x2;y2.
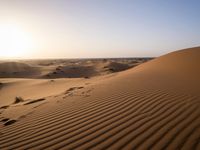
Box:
0;0;200;58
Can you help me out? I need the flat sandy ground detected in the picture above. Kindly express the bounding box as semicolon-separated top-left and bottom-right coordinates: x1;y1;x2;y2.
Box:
0;47;199;149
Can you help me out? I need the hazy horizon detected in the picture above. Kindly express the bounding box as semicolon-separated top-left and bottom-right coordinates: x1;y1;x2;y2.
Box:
0;0;200;59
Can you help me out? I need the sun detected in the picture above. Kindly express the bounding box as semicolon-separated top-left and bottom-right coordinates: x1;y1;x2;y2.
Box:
0;24;34;58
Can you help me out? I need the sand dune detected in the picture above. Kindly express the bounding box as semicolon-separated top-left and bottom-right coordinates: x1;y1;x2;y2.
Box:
0;62;40;78
0;47;200;149
134;47;200;77
104;61;132;72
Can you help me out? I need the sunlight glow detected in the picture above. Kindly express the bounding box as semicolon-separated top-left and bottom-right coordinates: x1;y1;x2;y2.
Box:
0;24;34;58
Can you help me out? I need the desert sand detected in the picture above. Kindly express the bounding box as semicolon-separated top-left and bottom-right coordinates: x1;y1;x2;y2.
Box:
0;47;199;149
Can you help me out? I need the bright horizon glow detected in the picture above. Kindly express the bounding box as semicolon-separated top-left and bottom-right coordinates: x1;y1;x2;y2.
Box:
0;0;200;59
0;24;35;58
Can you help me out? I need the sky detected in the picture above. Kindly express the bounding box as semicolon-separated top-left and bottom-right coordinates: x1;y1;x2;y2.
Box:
0;0;200;58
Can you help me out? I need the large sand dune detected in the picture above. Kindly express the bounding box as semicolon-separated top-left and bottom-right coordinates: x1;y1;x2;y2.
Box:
0;47;200;149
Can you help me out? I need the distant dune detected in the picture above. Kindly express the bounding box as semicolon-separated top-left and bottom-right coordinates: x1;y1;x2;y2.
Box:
44;65;98;78
0;58;146;79
105;61;132;72
44;61;133;78
0;47;199;149
0;62;40;78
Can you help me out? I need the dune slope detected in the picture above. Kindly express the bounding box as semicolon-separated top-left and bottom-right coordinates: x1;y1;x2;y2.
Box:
0;47;200;149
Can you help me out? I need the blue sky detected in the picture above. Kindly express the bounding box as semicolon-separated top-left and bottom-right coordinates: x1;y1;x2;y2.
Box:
0;0;200;58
